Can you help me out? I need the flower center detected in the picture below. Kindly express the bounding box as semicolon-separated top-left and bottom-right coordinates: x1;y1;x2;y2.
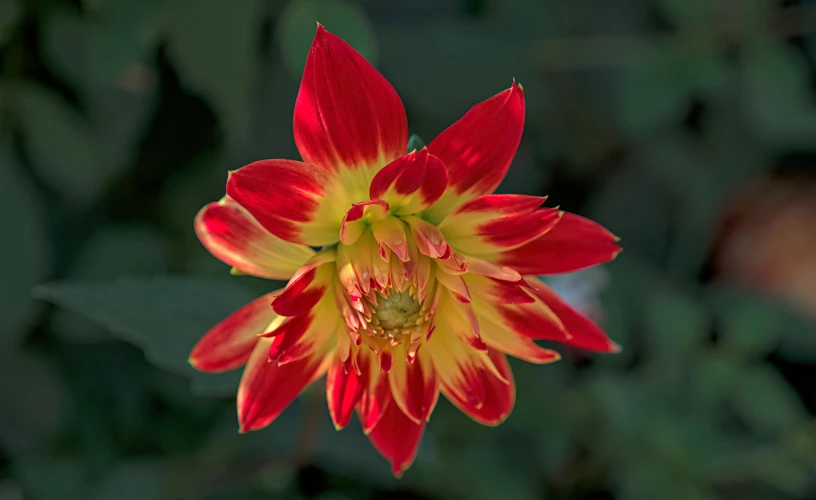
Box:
369;289;424;340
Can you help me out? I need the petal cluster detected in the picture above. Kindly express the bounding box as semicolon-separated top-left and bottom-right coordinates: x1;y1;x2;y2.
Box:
190;25;621;477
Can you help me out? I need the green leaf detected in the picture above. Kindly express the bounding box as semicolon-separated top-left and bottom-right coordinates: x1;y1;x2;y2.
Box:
33;277;261;396
41;2;161;98
0;151;50;345
0;349;68;458
642;280;708;364
50;225;170;343
0;0;19;45
277;0;378;80
15;84;108;202
730;366;807;435
407;134;425;153
87;461;167;500
163;0;260;147
742;42;816;151
706;287;785;359
615;45;691;135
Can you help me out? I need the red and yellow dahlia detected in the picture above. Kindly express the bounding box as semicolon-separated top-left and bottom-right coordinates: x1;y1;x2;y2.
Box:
190;25;621;476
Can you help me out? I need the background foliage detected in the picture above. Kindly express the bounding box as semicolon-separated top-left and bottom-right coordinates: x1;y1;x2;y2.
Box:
5;0;816;498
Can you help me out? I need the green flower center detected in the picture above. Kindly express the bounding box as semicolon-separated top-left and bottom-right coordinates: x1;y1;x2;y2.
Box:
370;290;423;339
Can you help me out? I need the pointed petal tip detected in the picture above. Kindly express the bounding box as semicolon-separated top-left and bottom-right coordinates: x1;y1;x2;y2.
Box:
391;466;405;478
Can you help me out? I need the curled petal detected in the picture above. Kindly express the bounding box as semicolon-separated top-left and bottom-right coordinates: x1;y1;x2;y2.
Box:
526;277;620;353
370;149;448;214
337;231;392;298
226;159;351;246
440;349;516;426
340;200;389;245
425;82;525;222
434;267;471;304
238;337;331;433
404;216;451;259
371;216;410;262
439;194;562;254
327;358;364;430
294;25;408;188
189;291;282;373
388;347;439;424
463;255;521;282
367;391;426;477
495;212;621;275
195;199;315;279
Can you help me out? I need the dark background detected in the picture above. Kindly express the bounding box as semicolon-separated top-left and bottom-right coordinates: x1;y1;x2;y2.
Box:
5;0;816;498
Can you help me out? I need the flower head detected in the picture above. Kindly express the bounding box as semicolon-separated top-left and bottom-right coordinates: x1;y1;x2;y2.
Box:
190;25;621;476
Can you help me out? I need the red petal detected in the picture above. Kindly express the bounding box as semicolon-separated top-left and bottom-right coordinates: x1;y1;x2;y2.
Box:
467;277;569;346
195;199;315;279
294;25;407;176
388;348;439;424
527;277;620;353
440;349;515;426
226;159;349;246
265;300;339;365
425;83;525;222
439;194;561;254
356;349;391;433
327;359;364;430
369;149;448;215
189;291;281;373
367;391;426;477
497;212;621;275
272;251;336;316
237;338;330;433
427;316;508;414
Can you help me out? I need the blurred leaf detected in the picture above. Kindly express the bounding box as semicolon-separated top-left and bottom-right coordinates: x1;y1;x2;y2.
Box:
742;42;816;151
380;25;527;122
706;287;785;358
632;133;721;281
90;86;158;171
163;0;260;147
407;133;425;152
50;225;170;342
0;349;67;459
730;366;808;435
42;2;161;89
87;461;167;500
588;167;672;266
690;352;740;412
0;151;49;345
16;84;109;202
277;0;378;79
0;0;19;45
642;280;708;365
615;45;691;135
655;0;712;27
33;277;259;396
13;459;86;500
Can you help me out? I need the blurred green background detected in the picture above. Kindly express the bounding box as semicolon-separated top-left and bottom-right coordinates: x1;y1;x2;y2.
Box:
5;0;816;498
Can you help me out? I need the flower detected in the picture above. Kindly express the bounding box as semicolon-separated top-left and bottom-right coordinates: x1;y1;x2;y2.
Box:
189;25;621;477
